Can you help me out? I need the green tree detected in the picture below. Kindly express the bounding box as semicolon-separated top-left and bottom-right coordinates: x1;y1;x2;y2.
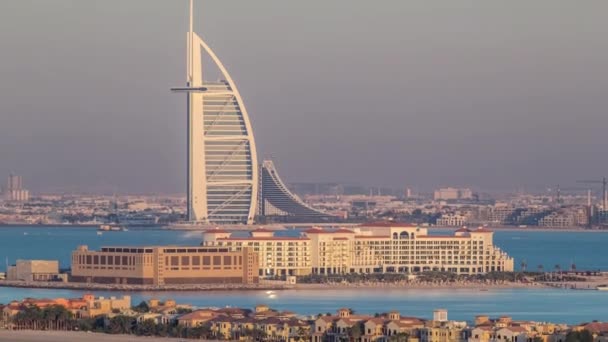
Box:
296;326;308;341
347;323;363;342
389;333;409;342
132;301;150;313
566;330;593;342
107;315;135;334
135;319;157;336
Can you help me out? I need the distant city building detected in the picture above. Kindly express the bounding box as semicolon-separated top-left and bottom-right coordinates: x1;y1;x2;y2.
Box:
405;187;413;198
71;245;259;285
257;160;334;222
434;188;473;201
437;213;469;227
2;173;29;202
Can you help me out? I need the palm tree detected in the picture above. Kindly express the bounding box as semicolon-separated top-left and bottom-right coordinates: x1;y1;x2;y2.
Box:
136;319;156;336
296;327;308;342
389;333;409;342
347;323;363;342
520;260;527;272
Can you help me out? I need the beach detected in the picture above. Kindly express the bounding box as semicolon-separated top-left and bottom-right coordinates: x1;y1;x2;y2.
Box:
0;330;194;342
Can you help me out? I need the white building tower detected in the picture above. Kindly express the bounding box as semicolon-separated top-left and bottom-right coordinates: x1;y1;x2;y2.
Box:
173;1;258;224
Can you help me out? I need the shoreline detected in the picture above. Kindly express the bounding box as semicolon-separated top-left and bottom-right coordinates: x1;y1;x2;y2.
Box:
0;280;291;292
0;280;553;292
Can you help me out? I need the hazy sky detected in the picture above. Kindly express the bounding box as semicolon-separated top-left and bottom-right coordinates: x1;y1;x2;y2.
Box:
1;0;607;194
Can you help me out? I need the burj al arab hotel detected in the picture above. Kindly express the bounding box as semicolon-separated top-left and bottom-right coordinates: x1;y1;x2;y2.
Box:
174;1;333;225
173;1;258;225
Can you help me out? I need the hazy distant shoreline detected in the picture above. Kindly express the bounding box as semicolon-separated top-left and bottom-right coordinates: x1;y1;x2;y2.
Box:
3;223;605;233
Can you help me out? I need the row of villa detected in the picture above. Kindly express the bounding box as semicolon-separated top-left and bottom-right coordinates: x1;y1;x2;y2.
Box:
2;296;607;342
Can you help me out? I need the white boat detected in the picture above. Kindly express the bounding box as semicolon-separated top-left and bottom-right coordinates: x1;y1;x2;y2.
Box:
99;224;127;232
97;231;103;236
597;285;608;291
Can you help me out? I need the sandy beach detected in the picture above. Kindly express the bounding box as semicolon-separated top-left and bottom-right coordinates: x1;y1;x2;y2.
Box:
0;330;199;342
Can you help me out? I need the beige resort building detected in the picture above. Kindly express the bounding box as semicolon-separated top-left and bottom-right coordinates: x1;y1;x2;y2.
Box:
201;223;514;277
71;245;259;285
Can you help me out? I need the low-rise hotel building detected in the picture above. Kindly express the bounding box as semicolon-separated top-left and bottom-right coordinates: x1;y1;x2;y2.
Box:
71;245;259;285
201;229;312;277
202;223;514;276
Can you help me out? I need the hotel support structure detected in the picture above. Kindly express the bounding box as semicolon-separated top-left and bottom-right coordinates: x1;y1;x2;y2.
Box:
202;223;514;277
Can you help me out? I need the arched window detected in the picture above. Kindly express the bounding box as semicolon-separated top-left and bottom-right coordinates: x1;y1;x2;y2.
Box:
392;232;398;239
399;231;409;239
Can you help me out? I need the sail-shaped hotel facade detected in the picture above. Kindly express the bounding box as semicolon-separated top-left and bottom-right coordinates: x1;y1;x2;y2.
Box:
175;1;333;225
176;1;258;224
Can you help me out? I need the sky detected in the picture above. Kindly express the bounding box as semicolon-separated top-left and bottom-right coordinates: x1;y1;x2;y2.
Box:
0;0;607;194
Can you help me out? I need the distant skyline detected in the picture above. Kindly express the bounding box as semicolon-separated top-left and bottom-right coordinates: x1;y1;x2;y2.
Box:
1;0;608;194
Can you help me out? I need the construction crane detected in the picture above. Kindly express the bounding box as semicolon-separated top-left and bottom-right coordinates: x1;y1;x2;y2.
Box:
577;177;607;209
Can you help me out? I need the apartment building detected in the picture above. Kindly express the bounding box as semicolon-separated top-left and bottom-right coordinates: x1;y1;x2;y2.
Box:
71;245;259;285
202;229;312;277
307;223;513;275
203;223;514;277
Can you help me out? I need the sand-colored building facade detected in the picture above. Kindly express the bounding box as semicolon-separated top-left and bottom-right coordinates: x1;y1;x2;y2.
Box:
201;229;312;277
71;245;259;285
7;259;62;282
202;223;514;277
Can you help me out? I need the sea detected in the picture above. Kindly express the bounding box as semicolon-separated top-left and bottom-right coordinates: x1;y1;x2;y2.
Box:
0;226;607;324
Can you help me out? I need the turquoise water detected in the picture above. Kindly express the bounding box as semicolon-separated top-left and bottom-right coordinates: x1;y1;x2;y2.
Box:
1;226;608;324
1;227;606;272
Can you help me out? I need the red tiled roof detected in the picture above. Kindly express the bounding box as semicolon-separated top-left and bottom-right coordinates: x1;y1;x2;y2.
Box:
354;235;391;239
360;222;417;228
583;322;608;333
416;235;468;239
178;309;221;321
303;228;324;234
471;227;493;233
317;316;334;323
366;317;386;324
217;237;309;241
503;326;527;333
333;229;355;234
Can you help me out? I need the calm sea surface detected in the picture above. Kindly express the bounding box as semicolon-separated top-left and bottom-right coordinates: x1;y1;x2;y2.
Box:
0;226;607;323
